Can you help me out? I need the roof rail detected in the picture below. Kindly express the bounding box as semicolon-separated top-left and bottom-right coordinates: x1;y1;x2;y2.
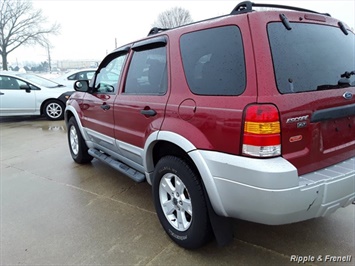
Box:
230;1;331;17
147;27;169;36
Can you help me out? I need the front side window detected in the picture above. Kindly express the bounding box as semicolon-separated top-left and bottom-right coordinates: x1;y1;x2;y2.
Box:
95;55;127;93
268;23;355;93
0;76;28;90
0;76;20;90
180;26;246;96
124;46;167;95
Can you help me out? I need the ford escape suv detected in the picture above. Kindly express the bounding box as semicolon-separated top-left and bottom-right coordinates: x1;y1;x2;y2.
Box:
65;1;355;249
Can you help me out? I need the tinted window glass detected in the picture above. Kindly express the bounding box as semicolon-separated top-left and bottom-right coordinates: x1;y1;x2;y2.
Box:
268;23;355;93
180;26;246;96
125;46;167;95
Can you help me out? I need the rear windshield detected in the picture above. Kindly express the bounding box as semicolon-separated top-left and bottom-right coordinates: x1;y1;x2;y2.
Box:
268;23;355;94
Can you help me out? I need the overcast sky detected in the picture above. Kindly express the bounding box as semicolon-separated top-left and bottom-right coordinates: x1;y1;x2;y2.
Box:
8;0;355;66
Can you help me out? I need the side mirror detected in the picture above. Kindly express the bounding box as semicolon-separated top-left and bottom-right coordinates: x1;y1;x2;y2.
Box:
20;84;31;93
74;80;89;92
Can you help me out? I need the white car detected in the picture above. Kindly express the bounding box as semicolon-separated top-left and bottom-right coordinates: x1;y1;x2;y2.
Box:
53;68;96;89
0;71;73;120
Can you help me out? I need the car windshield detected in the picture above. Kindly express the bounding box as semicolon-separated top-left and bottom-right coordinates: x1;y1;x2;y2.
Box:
268;23;355;94
16;73;64;88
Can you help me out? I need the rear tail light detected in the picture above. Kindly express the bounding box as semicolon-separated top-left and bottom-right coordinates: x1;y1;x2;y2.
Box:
242;104;281;157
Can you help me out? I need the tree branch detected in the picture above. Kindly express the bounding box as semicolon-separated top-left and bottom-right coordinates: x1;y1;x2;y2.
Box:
154;6;193;29
0;0;61;69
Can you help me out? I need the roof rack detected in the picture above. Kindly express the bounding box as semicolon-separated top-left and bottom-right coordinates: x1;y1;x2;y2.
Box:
147;27;169;36
230;1;331;17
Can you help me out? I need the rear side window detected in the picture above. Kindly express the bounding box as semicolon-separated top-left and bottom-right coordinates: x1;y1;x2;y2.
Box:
268;23;355;94
180;26;246;96
68;71;95;80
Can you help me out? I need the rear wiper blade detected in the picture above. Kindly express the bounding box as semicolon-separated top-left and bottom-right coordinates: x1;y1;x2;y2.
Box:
341;70;355;78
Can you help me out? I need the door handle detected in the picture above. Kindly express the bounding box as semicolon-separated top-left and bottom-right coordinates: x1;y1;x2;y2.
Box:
101;103;110;110
140;109;156;117
0;92;4;95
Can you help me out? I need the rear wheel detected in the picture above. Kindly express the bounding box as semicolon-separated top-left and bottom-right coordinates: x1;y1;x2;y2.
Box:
152;156;212;249
67;117;93;164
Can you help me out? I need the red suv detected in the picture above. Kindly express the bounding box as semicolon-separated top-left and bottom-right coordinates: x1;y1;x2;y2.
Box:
65;1;355;249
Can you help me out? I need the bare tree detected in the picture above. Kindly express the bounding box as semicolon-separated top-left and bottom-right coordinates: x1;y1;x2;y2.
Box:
0;0;60;70
154;7;193;29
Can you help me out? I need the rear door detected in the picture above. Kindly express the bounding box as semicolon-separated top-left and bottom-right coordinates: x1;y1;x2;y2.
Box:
254;15;355;175
113;37;169;163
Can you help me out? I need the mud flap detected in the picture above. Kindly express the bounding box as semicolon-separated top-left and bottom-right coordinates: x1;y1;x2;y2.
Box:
203;185;234;247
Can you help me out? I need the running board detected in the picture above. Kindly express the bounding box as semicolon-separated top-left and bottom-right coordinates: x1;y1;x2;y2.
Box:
88;148;145;183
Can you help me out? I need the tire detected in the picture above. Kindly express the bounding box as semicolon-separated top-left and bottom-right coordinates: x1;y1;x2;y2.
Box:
43;100;64;120
67;117;93;164
152;156;212;249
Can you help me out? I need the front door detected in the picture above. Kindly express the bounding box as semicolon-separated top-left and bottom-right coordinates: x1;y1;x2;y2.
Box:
80;51;128;152
0;75;37;116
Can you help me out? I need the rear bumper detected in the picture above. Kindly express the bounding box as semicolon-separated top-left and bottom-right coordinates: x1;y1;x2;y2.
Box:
189;150;355;225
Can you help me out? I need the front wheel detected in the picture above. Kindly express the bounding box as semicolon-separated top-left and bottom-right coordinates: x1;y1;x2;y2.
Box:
152;156;212;249
43;100;64;120
67;117;93;164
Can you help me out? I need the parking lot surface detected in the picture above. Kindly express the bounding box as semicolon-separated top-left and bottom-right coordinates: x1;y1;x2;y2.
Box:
1;117;354;265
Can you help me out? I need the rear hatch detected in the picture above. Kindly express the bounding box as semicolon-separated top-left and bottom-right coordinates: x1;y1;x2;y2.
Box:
257;14;355;175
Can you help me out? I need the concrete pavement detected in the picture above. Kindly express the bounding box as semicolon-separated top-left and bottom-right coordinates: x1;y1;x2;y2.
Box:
1;116;354;265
